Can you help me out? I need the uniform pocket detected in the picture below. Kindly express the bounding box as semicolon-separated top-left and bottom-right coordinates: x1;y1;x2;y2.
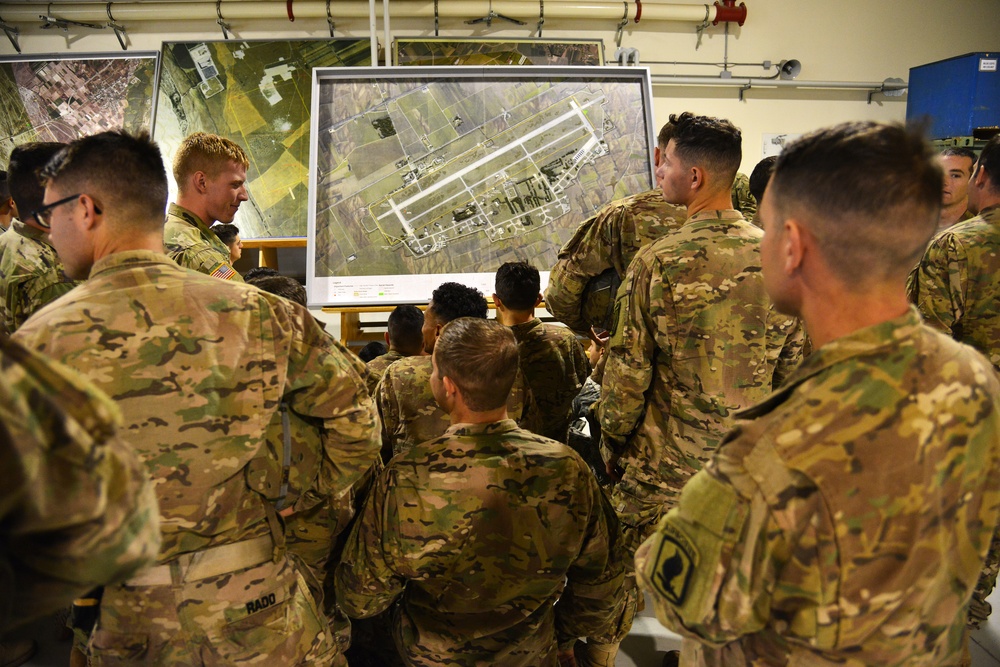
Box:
88;629;148;665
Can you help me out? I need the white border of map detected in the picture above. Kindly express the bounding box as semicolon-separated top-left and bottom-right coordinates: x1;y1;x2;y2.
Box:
307;66;655;307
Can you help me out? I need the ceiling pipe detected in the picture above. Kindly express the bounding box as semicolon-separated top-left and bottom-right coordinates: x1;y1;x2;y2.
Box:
0;1;740;25
650;75;907;91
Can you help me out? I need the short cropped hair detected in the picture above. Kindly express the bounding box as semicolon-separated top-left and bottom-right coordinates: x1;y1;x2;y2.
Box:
975;134;1000;193
429;282;488;323
435;318;518;411
770;121;941;287
243;266;279;282
40;131;168;229
212;223;240;246
358;340;388;363
0;170;9;200
749;156;778;204
495;262;540;311
248;275;307;307
668;112;742;186
940;146;977;162
8;142;64;221
173;132;250;188
387;304;424;354
656;120;676;150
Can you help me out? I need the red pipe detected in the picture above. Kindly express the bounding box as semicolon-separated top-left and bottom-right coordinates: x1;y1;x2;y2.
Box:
713;0;746;26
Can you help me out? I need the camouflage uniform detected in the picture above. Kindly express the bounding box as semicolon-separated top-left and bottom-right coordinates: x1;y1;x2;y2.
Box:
0;219;79;335
730;172;757;220
0;334;160;632
365;349;404;397
14;249;380;667
163;203;243;281
544;189;687;335
908;205;1000;372
377;354;527;458
336;420;627;667
907;204;1000;628
595;210;803;643
636;309;1000;667
510;317;590;442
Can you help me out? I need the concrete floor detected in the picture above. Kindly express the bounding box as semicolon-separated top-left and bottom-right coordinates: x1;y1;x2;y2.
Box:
12;586;1000;666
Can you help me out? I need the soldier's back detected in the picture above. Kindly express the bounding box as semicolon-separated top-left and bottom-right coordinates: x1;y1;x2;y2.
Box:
511;318;589;441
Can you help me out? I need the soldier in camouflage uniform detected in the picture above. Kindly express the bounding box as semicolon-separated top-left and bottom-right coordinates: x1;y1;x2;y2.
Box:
544;187;688;336
338;317;626;667
0;143;79;335
14;130;380;667
0;169;14;230
637;121;1000;667
0;333;160;633
164;132;247;281
364;304;424;396
730;170;756;219
494;261;590;442
908;133;1000;633
592;112;803;665
377;282;525;459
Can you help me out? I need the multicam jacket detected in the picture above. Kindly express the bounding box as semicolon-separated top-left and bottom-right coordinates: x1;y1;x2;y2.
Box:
163;203;243;281
598;210;803;508
544;189;687;335
636;309;1000;667
0;220;78;335
337;420;626;666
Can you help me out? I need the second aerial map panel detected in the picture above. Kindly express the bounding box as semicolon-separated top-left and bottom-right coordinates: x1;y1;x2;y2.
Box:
310;67;654;304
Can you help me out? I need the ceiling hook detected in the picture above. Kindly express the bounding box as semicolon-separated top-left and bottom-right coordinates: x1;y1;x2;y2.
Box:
106;3;127;50
216;1;231;40
695;4;710;49
615;2;630;48
0;14;21;54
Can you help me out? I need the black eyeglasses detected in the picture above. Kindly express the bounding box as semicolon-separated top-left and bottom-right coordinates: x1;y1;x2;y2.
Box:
31;193;101;229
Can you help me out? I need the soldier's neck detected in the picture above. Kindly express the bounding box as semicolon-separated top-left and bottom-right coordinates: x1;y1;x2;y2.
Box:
940;200;968;227
685;188;734;217
449;405;509;426
173;196;212;226
801;285;911;350
497;309;534;326
98;229;166;260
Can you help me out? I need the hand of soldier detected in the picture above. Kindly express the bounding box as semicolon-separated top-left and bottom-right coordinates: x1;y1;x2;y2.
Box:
604;453;624;482
589;326;610;347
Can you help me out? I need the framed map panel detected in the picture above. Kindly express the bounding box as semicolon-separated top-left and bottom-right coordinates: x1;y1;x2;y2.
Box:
153;38;370;240
394;38;604;67
308;66;655;307
0;52;158;165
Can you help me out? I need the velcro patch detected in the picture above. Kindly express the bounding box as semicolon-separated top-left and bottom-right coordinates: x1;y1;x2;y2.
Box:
210;263;238;280
650;522;698;606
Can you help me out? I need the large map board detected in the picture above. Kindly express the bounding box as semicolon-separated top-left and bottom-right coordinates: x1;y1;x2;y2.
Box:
0;52;158;165
153;39;371;240
308;66;655;306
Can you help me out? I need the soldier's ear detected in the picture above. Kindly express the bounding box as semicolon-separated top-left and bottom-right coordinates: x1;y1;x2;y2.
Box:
193;171;208;194
689;165;705;192
533;293;542;308
783;219;806;274
442;375;458;398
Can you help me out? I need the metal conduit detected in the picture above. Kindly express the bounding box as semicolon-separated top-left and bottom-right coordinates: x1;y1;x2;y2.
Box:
0;1;726;24
650;76;908;92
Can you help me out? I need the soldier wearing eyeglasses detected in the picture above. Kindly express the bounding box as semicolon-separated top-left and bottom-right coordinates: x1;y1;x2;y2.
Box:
0;142;80;335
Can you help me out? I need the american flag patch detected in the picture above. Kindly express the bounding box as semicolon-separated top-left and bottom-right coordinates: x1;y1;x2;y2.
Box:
210;263;238;280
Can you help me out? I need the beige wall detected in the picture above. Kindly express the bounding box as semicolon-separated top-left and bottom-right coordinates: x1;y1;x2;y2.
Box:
2;0;998;175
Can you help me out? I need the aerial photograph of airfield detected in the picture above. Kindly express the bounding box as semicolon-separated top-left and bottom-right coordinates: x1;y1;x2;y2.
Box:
313;72;653;278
